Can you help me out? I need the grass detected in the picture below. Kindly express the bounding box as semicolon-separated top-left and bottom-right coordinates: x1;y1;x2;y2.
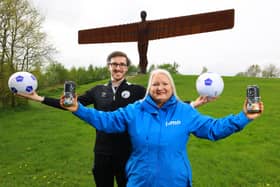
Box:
0;74;279;186
0;103;94;186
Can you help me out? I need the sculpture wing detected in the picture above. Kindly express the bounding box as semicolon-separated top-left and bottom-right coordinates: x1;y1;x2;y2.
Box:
78;23;139;44
147;9;234;40
78;9;234;44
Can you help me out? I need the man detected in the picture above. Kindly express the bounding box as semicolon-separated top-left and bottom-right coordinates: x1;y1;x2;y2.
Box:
17;51;212;187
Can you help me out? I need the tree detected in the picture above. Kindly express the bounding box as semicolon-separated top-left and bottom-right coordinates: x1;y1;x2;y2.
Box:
0;0;56;107
201;66;208;74
147;64;156;73
127;64;138;75
262;64;280;78
157;62;180;74
43;61;69;85
245;64;261;77
0;0;12;107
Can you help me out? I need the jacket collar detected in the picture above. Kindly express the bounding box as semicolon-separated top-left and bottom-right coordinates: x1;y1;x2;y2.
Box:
108;79;127;87
141;95;177;114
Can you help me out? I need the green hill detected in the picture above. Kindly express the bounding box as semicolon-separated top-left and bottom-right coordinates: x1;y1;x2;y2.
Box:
1;74;279;187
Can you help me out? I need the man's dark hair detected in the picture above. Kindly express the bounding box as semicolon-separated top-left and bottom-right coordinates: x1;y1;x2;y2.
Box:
106;51;131;66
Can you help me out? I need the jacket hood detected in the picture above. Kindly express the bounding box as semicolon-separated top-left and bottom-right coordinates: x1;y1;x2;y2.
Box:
141;94;178;114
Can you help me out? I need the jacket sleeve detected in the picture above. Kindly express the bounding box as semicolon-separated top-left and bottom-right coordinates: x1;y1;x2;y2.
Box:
73;102;133;133
189;110;252;141
42;88;95;110
76;88;96;106
42;97;63;109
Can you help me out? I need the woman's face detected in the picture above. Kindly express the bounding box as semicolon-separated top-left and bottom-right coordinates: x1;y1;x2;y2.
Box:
149;73;173;107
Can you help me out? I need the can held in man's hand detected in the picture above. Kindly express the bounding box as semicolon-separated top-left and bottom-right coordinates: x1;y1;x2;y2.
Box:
63;81;76;106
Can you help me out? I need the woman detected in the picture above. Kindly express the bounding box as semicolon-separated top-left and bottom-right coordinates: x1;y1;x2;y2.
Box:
61;69;264;187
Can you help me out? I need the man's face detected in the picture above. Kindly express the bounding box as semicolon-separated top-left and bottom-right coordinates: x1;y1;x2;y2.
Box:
149;73;173;107
108;56;128;81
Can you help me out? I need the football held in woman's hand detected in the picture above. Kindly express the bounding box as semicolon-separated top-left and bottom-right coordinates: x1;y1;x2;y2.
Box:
196;72;224;97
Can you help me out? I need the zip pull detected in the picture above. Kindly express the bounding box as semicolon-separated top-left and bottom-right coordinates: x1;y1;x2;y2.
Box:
112;86;118;101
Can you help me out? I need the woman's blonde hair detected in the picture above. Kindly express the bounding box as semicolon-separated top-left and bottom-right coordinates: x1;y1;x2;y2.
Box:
145;69;179;99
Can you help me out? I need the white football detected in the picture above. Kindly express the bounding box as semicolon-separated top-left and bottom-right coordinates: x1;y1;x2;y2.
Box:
196;72;224;97
8;71;38;94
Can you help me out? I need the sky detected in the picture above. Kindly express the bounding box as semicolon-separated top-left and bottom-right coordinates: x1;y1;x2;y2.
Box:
30;0;280;76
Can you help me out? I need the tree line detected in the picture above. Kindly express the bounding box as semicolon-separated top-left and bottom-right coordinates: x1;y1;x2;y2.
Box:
235;64;280;78
200;64;280;78
35;61;179;88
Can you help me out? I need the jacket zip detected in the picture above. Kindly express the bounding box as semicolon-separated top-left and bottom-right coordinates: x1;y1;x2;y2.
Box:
112;86;117;101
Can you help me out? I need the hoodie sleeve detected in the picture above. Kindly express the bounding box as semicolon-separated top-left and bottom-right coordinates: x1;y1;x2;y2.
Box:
189;110;252;141
73;102;133;133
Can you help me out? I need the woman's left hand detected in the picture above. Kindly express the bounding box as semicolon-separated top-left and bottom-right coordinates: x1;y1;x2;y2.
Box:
243;99;264;120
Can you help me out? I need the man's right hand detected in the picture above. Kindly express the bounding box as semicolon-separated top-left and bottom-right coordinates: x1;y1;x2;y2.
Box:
16;91;44;102
192;95;218;108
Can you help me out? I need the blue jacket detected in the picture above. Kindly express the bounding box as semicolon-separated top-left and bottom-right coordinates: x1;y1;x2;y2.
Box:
74;95;251;187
